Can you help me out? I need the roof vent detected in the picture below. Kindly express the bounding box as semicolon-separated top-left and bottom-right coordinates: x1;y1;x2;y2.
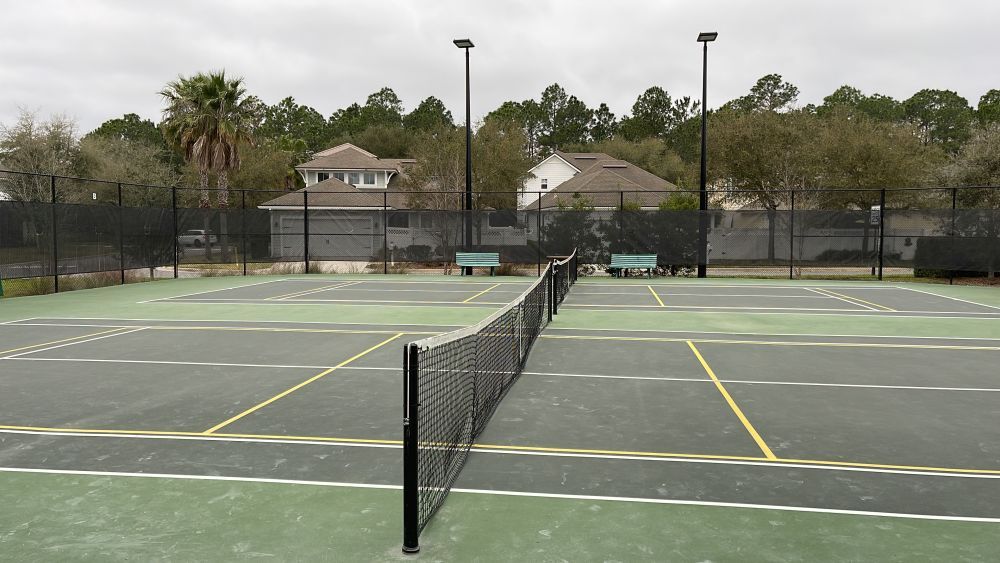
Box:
575;156;597;160
602;164;628;168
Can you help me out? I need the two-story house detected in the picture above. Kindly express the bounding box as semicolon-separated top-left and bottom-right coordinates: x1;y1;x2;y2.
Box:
521;150;680;209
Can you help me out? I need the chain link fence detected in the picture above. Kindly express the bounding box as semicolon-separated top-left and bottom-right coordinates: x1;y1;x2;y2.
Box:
2;169;998;297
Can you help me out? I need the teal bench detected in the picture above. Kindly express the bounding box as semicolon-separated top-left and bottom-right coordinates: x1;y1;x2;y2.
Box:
456;252;500;276
610;254;657;278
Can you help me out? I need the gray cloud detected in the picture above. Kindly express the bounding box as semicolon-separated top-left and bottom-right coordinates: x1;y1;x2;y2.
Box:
1;0;997;133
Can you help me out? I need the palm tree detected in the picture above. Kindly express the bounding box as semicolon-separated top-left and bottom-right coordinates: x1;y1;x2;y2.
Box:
160;71;254;261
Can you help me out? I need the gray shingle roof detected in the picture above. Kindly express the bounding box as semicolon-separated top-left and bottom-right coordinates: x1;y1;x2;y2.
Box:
296;144;401;171
531;160;680;209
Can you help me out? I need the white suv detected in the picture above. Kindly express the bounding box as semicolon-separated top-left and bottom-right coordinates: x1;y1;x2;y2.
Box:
178;229;217;248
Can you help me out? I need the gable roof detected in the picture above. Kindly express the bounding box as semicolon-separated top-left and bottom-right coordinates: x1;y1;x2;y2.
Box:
553;150;616;173
530;159;680;209
296;143;401;171
258;177;413;210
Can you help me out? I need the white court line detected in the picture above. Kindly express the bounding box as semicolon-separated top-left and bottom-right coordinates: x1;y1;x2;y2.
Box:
274;280;363;300
805;287;877;311
901;286;1000;311
570;291;833;299
9;317;461;330
136;278;288;303
565;303;877;312
553;307;1000;321
543;326;1000;341
3;357;330;370
14;318;997;342
0;466;997;522
2;429;1000;481
145;300;500;311
0;318;37;325
578;282;903;289
0;327;148;359
518;370;1000;392
0;429;400;450
270;278;531;286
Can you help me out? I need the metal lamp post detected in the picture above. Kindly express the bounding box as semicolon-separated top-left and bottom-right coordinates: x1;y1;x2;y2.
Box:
696;31;717;279
454;38;474;275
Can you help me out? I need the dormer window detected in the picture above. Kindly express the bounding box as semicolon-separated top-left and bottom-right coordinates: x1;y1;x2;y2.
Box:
348;172;360;185
363;172;376;185
317;172;329;182
541;179;548;190
334;172;345;182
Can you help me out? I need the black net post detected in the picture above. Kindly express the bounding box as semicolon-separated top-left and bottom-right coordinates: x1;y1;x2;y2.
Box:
552;261;559;316
303;190;310;274
788;190;795;280
117;182;125;285
877;188;886;281
402;342;420;554
383;192;388;275
50;175;58;292
547;263;554;322
171;187;179;279
237;190;245;276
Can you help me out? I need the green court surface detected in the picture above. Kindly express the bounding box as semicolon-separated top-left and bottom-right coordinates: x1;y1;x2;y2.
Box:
1;274;999;560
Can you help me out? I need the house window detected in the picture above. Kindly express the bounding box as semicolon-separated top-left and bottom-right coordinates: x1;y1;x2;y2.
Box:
317;172;330;182
541;179;548;190
363;172;376;185
388;212;409;228
333;172;345;182
348;172;360;185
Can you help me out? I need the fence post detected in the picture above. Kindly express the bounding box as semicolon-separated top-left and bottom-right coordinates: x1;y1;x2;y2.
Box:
401;343;421;554
172;187;178;279
118;183;125;285
383;192;388;274
50;175;59;293
877;188;886;281
950;187;957;285
303;190;310;274
536;194;542;276
618;191;624;254
788;190;795;280
241;190;247;277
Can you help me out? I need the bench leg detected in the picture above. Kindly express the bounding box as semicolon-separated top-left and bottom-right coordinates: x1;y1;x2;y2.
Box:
490;266;495;277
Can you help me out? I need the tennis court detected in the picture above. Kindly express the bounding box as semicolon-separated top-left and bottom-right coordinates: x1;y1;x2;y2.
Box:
0;269;999;559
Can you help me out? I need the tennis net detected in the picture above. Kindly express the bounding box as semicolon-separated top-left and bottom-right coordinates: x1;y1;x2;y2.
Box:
402;261;555;552
552;248;578;309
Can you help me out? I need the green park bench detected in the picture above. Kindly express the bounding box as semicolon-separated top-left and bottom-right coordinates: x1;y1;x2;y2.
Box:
609;254;657;278
456;252;501;276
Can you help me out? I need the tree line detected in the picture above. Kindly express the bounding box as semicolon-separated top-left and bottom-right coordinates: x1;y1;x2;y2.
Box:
1;71;998;211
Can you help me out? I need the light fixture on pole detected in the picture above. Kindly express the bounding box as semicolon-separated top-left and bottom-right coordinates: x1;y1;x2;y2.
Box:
454;38;474;275
696;31;717;279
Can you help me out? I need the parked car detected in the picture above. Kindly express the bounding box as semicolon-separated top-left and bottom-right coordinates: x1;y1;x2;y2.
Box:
177;229;217;248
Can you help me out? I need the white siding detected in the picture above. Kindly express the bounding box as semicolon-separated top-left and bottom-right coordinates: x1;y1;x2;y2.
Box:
520;156;579;207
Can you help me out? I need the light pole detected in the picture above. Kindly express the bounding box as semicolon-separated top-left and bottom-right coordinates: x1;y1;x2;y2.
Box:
454;38;474;275
696;31;717;279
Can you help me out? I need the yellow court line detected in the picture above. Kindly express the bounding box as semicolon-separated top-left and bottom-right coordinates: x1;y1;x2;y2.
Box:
687;341;777;460
463;283;502;303
538;334;1000;351
813;287;895;311
648;285;665;307
0;327;136;357
268;281;358;301
3;424;1000;475
202;332;405;434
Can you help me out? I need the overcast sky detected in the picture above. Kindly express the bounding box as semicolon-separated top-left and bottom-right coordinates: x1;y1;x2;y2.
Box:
2;0;997;134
